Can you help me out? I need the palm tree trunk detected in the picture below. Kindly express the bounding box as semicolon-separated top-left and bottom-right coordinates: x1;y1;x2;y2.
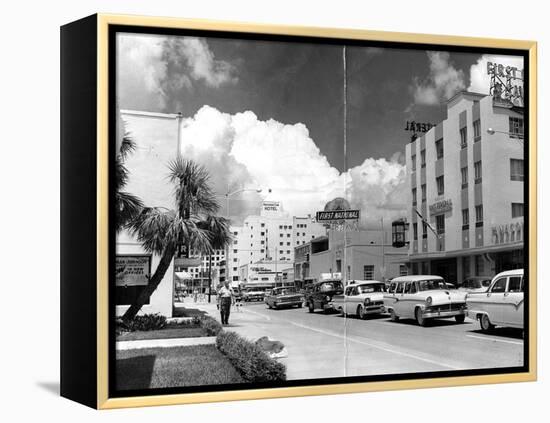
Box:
122;244;176;321
207;254;212;303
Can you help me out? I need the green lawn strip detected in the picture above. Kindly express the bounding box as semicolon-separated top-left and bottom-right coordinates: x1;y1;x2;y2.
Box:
116;345;244;390
117;325;208;341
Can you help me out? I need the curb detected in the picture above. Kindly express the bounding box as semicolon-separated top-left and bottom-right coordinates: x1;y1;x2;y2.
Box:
116;336;217;350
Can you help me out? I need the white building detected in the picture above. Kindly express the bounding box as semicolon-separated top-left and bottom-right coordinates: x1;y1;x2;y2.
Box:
225;200;327;283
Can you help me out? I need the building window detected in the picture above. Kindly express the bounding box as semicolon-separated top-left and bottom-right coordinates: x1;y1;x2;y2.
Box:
233;267;237;271
412;154;417;171
462;208;469;230
412;188;417;206
279;242;283;246
435;138;444;159
461;167;468;189
287;234;291;238
279;225;283;229
279;250;283;255
436;215;445;235
436;176;444;195
260;232;265;236
289;225;292;229
279;233;283;237
286;250;291;254
233;249;238;253
509;117;524;138
421;149;426;168
422;222;427;239
510;159;524;181
233;258;238;262
233;240;238;245
233;231;238;236
260;249;265;253
512;203;524;218
474;161;482;184
460;127;467;148
473;119;481;141
421;184;426;202
475;255;484;275
413;223;418;240
287;242;290;246
475;205;484;227
232;276;239;281
261;223;265;228
399;265;408;276
363;265;375;280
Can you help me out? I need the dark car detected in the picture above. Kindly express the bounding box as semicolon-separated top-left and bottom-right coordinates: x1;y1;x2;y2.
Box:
305;279;344;313
265;287;304;309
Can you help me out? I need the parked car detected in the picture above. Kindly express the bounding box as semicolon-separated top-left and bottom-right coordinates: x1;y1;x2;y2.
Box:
265;287;304;309
384;275;467;326
458;276;492;293
466;269;524;332
242;288;267;302
330;280;386;319
305;279;344;313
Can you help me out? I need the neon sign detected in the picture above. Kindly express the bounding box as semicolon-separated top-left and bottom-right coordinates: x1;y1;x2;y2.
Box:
487;62;524;107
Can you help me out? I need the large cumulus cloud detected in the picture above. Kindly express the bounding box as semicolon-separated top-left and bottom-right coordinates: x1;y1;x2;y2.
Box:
179;106;407;226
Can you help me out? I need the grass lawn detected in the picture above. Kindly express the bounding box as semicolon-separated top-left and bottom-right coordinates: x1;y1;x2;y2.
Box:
116;345;244;390
117;324;208;341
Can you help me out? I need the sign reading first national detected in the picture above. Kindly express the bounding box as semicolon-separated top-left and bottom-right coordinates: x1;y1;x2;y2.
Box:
316;210;360;221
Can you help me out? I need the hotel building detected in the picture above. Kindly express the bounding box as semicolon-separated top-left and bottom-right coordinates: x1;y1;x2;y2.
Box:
405;91;524;283
224;200;327;284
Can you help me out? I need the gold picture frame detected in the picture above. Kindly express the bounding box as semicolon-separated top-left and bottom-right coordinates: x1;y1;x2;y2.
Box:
61;13;537;409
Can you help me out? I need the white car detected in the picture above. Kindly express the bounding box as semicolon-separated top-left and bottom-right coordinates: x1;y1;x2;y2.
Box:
466;269;524;332
330;280;385;319
384;275;467;326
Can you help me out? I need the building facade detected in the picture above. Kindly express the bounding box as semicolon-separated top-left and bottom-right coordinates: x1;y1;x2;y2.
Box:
305;229;409;284
225;201;326;284
405;92;524;283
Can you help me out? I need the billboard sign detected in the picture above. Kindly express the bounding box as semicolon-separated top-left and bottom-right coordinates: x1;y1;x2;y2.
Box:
116;255;151;287
316;210;360;221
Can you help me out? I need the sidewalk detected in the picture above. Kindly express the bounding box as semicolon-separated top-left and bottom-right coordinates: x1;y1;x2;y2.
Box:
116;336;216;350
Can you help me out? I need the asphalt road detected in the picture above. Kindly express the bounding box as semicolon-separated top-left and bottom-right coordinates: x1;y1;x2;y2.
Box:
220;301;524;381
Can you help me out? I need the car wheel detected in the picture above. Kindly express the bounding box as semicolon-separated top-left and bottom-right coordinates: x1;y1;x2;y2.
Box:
389;309;399;322
480;314;494;332
416;307;427;326
357;305;366;320
455;314;466;323
297;302;302;308
308;301;314;313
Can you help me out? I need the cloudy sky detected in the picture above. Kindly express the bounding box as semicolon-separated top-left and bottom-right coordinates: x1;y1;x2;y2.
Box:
117;32;523;225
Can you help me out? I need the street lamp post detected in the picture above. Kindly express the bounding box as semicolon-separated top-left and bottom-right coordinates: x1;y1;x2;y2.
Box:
217;187;263;300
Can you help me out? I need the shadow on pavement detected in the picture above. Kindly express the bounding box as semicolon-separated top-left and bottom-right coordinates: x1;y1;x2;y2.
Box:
388;318;473;328
469;327;524;340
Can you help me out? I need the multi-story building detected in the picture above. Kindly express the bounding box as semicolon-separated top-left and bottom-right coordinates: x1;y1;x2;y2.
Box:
405;91;524;283
174;248;225;293
225;200;326;284
306;229;409;284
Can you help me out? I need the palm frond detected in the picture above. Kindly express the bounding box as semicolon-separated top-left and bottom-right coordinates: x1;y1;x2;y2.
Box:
119;133;136;161
127;207;176;255
167;157;220;217
197;215;233;251
115;191;144;232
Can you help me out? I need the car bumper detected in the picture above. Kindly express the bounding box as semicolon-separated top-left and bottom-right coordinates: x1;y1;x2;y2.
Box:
364;305;385;314
422;309;466;319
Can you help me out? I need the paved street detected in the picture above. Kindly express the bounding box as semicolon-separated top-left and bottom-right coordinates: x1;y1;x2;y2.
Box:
192;300;524;381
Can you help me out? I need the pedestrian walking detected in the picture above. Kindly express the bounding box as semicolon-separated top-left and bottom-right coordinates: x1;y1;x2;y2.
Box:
217;281;234;325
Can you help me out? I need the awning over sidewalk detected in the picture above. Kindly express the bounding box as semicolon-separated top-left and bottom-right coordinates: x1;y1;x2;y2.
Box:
175;271;192;280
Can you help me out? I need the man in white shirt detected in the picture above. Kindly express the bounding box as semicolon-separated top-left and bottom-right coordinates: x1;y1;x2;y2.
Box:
217;281;234;325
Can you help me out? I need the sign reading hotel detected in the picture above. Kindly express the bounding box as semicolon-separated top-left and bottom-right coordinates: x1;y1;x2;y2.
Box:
316;210;360;221
262;201;280;212
116;255;150;286
429;199;453;215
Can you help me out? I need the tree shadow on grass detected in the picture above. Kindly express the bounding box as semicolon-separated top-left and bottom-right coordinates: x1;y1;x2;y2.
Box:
115;354;156;391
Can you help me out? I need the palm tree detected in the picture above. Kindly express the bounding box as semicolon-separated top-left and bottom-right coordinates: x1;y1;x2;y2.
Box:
122;157;232;320
115;135;143;232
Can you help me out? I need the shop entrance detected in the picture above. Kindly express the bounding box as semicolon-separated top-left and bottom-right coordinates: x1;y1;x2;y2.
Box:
431;258;458;284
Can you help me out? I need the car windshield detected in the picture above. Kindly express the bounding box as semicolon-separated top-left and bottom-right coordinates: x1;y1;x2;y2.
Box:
320;282;342;292
417;279;445;291
272;288;297;295
358;284;385;293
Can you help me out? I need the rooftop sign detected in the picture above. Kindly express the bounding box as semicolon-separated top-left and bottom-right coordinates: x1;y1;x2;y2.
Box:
487;61;524;107
316;210;360;221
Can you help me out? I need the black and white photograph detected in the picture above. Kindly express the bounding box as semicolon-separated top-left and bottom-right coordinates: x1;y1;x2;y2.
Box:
112;27;528;395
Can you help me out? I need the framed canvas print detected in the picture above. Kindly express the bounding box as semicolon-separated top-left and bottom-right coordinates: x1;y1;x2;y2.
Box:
60;14;537;409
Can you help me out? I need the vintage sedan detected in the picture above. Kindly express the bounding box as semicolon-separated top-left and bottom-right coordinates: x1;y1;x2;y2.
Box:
458;276;492;293
466;269;524;332
242;287;266;302
264;287;304;309
305;279;344;313
330;280;386;319
384;275;467;326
